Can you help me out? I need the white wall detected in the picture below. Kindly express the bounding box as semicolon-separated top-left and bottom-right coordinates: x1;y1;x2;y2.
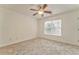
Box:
0;8;4;40
0;7;37;47
38;9;79;46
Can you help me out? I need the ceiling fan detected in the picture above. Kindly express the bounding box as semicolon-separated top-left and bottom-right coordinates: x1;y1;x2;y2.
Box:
30;4;52;17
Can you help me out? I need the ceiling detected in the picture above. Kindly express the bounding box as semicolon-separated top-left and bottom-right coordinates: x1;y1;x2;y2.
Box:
0;4;79;18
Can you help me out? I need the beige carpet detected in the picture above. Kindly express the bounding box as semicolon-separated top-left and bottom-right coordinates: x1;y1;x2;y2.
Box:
0;38;79;55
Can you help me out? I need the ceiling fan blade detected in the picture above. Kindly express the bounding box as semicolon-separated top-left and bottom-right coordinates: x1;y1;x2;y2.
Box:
43;4;47;9
33;13;38;16
44;11;52;14
30;9;38;11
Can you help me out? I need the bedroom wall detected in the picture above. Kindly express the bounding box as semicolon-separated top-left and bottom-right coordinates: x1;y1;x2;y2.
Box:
0;9;3;40
37;9;79;46
0;7;37;47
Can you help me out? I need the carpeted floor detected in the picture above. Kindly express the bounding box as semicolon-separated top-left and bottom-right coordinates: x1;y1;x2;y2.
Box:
0;38;79;55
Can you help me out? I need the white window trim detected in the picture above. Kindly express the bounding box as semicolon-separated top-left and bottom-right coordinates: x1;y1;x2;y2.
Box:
44;19;62;36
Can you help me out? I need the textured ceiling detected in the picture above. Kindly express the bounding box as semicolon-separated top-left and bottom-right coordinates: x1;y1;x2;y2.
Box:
0;4;79;18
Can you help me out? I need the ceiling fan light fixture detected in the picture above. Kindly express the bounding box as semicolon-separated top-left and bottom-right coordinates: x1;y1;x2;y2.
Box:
38;11;44;15
30;4;52;16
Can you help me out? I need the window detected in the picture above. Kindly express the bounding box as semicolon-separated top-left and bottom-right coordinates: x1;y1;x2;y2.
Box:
44;20;62;36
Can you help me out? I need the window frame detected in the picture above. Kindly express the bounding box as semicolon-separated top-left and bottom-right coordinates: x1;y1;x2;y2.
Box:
44;19;62;36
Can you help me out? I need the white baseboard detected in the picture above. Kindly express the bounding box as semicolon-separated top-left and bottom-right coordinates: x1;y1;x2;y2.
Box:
40;37;79;47
0;37;37;48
